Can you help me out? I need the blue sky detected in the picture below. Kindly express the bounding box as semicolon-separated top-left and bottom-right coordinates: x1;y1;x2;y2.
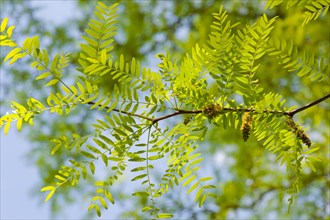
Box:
1;1;81;219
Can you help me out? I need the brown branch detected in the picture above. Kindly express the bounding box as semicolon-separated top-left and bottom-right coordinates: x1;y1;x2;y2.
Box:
151;93;330;123
287;93;330;117
88;93;330;125
152;109;202;124
151;107;288;124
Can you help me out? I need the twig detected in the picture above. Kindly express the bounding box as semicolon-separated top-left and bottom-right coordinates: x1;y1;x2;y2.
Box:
287;93;330;117
152;109;202;124
89;93;330;124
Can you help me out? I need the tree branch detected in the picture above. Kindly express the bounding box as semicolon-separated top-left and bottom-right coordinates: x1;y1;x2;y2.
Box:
88;93;330;125
287;93;330;117
150;93;330;123
152;109;202;124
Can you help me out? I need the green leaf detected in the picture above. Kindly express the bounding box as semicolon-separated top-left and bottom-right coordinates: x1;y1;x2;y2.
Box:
82;167;87;179
50;54;59;71
36;72;51;80
1;17;8;32
89;162;95;174
40;186;55;192
119;54;124;71
305;159;316;172
198;194;207;208
108;2;119;10
4;47;21;62
42;49;49;66
306;156;321;162
105;190;115;204
96;188;104;194
82;36;98;47
9;53;26;64
157;213;174;218
45;79;59;87
131;174;147;181
85;28;100;39
131;57;136;74
81;150;96;159
132;191;149;197
95;204;101;217
108;157;122;162
131;166;147;172
4;122;10;135
183;175;196;187
148;155;163;160
304;147;319;155
195;187;203;202
86;58;99;64
187;181;199;193
99;98;111;110
81;44;97;56
100;49;107;65
45;188;56;202
88;204;96;212
77;82;85;94
200;177;213;182
16;118;23;131
128;157;146;162
113;127;127;136
55;174;66;181
85;80;93;94
101;154;108;166
93;138;109;150
99;135;115;147
0;39;15;46
121;123;134;132
87;145;102;155
95;181;107;186
202;184;216;189
99;197;108;209
141;206;153;212
106;100;118;112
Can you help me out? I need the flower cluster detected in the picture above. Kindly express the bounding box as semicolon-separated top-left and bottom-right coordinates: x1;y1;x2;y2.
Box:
202;103;223;119
286;117;311;147
240;112;253;142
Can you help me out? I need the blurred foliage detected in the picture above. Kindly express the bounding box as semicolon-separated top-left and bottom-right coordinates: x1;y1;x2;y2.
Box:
0;0;329;219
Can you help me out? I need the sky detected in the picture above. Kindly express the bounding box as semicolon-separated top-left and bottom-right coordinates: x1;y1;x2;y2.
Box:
0;1;82;219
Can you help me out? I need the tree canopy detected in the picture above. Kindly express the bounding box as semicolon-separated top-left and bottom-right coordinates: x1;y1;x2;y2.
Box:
0;0;329;219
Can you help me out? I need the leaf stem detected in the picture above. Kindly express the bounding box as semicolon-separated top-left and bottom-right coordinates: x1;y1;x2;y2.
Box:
146;126;157;212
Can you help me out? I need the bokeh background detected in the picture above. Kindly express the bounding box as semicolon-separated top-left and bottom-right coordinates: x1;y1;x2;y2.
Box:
1;0;329;219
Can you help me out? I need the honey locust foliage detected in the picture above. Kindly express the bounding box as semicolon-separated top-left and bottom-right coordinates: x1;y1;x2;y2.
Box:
0;1;329;218
266;0;330;26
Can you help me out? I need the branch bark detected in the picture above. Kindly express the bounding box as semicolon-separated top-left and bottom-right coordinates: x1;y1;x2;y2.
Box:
287;93;330;117
87;93;330;124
